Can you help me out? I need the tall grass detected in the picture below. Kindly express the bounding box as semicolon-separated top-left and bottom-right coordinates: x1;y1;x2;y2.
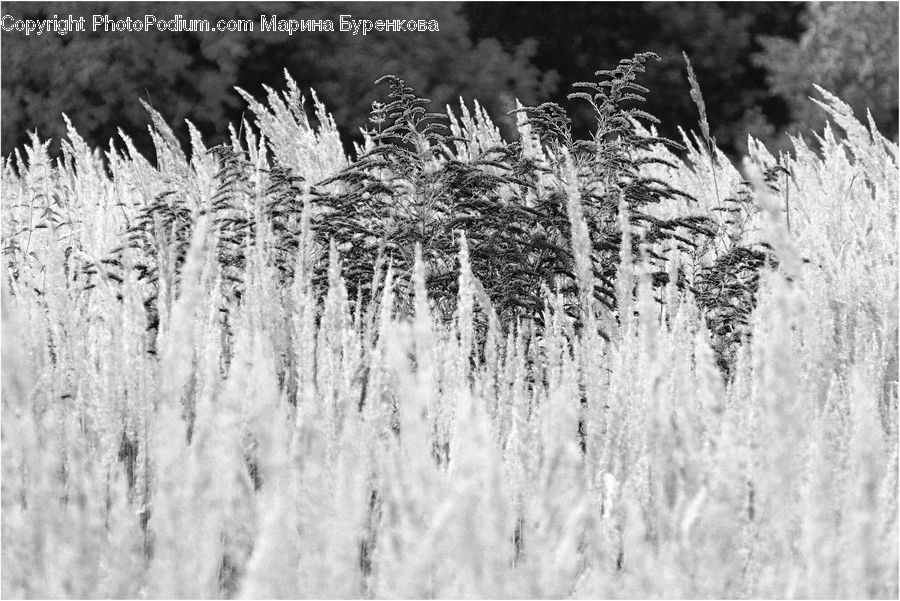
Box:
1;71;897;598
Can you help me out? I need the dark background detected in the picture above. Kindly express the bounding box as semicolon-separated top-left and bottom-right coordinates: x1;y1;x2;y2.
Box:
2;2;897;163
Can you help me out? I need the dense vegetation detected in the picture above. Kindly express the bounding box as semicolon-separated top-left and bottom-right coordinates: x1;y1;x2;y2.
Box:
4;2;896;159
2;53;898;598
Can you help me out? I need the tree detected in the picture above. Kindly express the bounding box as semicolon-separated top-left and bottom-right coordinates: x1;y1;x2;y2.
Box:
464;2;806;157
1;1;258;157
0;1;555;160
755;2;899;143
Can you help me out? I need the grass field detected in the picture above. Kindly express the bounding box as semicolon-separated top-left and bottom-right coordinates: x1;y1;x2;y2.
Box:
1;68;897;598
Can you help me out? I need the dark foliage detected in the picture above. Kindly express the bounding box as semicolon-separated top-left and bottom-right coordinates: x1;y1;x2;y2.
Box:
1;2;555;161
514;53;717;325
465;2;809;156
311;56;717;333
692;165;787;374
312;74;549;321
75;54;782;378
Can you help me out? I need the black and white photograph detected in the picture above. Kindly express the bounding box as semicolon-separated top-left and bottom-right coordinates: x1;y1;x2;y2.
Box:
1;2;898;598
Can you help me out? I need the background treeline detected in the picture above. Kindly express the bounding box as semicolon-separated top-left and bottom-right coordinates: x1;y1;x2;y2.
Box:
2;1;897;161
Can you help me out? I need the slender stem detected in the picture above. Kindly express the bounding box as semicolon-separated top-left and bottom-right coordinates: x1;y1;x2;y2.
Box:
707;141;721;207
784;165;791;234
